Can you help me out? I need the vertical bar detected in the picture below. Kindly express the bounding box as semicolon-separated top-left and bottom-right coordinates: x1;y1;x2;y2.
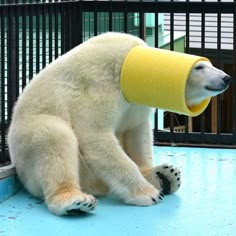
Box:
7;5;17;123
154;109;158;144
169;0;174;141
36;2;40;73
67;4;73;49
170;0;174;51
233;2;236;145
94;0;98;36
154;0;159;48
200;0;206;142
216;2;222;144
42;3;46;67
139;0;145;40
0;7;6;163
154;0;159;143
123;0;128;33
69;1;82;48
49;3;53;63
16;4;19;98
17;4;21;96
184;0;190;139
201;1;205;57
169;112;174;142
66;3;71;49
7;6;11;122
185;0;190;54
109;0;113;31
60;3;64;54
77;2;83;45
69;4;74;47
22;1;27;89
71;3;76;47
54;3;59;58
29;4;33;81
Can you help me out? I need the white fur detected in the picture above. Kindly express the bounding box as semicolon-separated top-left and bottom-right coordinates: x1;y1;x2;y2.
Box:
186;61;230;106
8;32;229;215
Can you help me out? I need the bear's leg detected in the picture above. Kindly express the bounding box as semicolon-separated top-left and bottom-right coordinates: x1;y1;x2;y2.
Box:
79;131;163;206
124;120;154;170
124;120;181;195
9;115;97;215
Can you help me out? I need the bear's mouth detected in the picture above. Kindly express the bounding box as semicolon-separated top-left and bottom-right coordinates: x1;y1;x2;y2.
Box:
204;85;227;92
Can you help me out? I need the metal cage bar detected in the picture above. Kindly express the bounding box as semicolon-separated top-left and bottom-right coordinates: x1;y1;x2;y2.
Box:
200;0;206;144
0;7;7;165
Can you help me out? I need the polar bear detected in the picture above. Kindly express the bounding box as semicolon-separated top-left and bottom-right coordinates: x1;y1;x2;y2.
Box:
8;32;231;216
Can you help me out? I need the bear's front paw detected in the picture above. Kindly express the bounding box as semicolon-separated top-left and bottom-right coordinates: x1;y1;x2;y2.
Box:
47;191;97;216
65;195;97;215
124;184;164;206
156;164;181;195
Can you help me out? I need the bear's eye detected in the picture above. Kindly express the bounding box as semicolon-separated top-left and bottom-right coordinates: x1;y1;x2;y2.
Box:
195;65;204;70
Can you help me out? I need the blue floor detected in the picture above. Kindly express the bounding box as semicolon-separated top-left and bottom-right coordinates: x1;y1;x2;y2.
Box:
1;146;236;236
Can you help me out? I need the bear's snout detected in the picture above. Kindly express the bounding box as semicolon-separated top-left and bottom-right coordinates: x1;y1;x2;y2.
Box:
223;75;232;86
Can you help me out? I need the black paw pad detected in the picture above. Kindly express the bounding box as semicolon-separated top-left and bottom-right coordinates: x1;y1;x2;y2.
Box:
66;209;83;215
156;172;171;195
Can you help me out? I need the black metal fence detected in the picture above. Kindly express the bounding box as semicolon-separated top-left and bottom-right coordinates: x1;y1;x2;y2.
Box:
0;0;236;166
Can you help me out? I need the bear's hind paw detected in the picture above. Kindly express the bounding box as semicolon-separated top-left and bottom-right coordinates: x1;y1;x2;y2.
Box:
156;164;181;195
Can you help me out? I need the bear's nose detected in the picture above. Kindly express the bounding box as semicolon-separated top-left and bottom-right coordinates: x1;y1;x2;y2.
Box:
223;75;232;85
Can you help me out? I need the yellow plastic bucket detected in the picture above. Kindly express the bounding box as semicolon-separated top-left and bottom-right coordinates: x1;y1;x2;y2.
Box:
120;46;211;117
